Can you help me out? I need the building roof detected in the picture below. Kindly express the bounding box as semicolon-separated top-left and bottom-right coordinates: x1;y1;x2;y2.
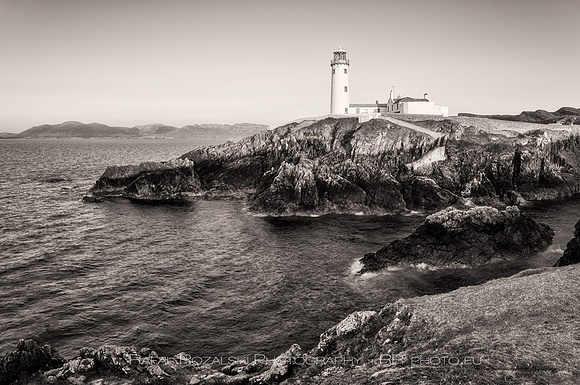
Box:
349;103;389;108
394;97;428;103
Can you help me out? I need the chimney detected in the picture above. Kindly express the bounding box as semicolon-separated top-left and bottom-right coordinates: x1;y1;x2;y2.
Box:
424;93;429;101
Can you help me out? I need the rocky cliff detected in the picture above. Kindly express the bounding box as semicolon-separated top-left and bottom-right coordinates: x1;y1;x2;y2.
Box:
180;117;450;215
183;115;580;213
418;121;580;203
360;205;554;273
88;115;580;214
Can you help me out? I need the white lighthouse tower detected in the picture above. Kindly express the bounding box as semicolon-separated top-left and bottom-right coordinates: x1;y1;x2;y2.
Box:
330;48;350;115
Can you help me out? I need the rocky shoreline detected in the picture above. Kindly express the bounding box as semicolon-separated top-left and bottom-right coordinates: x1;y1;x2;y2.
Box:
39;115;580;384
4;216;579;385
85;116;580;215
4;260;580;385
3;222;578;384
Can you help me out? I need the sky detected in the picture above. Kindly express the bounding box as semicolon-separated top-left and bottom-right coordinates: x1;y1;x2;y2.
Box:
1;0;579;132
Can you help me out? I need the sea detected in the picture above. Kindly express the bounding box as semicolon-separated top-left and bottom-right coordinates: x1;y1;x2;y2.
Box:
0;138;578;360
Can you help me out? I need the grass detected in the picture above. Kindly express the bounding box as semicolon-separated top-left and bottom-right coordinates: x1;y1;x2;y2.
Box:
398;265;580;383
289;264;580;385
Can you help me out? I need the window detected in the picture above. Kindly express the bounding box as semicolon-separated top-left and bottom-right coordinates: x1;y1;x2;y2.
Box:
345;108;348;113
344;68;348;74
332;68;335;74
344;86;348;92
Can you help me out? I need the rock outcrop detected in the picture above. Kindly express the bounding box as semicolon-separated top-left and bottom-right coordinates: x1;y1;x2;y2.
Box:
0;339;65;384
0;340;302;385
86;115;580;212
248;159;414;214
554;219;580;266
86;158;202;203
180;117;453;214
360;205;554;273
431;127;580;202
180;116;580;213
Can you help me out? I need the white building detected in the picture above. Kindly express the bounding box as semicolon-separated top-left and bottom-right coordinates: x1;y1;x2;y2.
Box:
381;89;449;116
330;49;448;117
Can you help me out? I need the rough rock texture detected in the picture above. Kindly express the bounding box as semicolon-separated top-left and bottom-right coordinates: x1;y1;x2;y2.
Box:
183;116;580;213
0;339;65;384
421;121;580;202
0;341;301;385
87;158;202;202
360;205;554;273
250;159;410;214
251;344;303;384
3;344;179;384
313;310;379;357
554;219;580;266
87;116;580;212
182;116;580;212
179;117;454;214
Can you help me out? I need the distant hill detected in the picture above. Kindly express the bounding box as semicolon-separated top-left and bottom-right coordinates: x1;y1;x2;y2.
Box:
165;123;269;139
19;121;139;138
15;121;268;139
460;107;580;125
134;123;179;136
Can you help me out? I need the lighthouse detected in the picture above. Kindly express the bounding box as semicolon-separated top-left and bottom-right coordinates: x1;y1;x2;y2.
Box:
330;48;350;114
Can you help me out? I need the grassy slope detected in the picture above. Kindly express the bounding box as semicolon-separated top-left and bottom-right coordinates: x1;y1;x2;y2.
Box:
294;265;580;385
401;265;579;384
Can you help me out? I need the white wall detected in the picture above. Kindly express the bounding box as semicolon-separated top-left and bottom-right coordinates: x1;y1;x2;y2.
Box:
379;101;447;117
404;101;448;117
330;64;349;114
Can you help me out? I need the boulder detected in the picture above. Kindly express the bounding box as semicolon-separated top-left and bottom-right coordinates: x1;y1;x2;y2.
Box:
251;344;303;384
314;311;377;356
360;206;554;272
0;339;65;384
